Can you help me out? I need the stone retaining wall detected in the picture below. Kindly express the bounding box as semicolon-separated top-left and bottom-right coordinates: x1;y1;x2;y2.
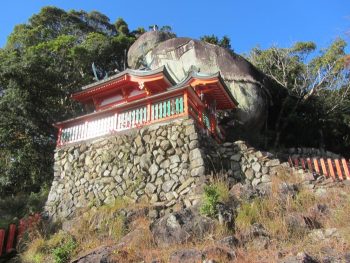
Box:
45;117;287;221
45;118;209;220
203;140;285;189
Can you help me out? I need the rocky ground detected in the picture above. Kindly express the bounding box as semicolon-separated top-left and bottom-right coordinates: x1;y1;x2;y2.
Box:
16;166;350;263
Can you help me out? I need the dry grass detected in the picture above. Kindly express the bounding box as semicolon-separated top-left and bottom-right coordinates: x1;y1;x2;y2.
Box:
20;170;350;263
235;168;350;262
235;169;319;241
20;198;130;263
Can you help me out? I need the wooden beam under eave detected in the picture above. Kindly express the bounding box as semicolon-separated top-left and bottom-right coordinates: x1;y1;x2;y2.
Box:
190;78;218;87
130;74;165;83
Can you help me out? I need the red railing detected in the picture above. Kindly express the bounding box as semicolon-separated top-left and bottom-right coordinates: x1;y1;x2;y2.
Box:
289;157;350;180
0;213;41;258
57;96;185;146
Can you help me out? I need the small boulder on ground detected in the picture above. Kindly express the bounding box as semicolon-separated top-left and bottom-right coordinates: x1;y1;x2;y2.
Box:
150;208;215;248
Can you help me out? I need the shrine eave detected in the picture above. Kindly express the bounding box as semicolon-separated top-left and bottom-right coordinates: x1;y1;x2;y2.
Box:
72;66;176;102
173;71;238;110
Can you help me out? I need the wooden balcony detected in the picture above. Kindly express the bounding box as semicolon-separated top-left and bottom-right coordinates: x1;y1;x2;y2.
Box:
56;96;186;146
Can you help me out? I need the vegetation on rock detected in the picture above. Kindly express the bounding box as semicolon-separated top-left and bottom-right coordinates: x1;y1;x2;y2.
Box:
247;40;350;154
18;170;350;262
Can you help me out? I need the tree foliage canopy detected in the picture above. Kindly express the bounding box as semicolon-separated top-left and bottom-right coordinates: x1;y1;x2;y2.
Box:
200;34;233;52
248;40;350;153
0;7;137;196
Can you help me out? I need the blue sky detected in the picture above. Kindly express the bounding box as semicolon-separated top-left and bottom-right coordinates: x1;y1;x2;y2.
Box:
1;0;349;54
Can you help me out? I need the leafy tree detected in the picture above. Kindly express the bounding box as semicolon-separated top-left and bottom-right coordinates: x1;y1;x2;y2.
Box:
200;34;233;53
0;7;136;196
159;25;172;33
248;40;350;154
114;18;129;35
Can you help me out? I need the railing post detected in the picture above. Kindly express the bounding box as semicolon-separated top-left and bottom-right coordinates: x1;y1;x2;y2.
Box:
320;158;328;177
56;127;62;146
306;158;313;171
0;228;5;256
327;158;336;179
6;224;16;253
301;158;306;170
334;159;343;180
84;121;89;139
198;106;203;127
114;113;118;131
342;159;350;180
294;158;299;168
313;158;320;174
209;113;216;135
147;104;151;122
184;91;188;115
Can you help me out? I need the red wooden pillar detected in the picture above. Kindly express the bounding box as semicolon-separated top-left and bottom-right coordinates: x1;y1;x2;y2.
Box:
306;158;313;171
6;224;16;253
334;159;343;180
313;158;320;174
327;158;336;179
341;159;350;180
147;103;151;122
197;106;204;127
301;158;306;170
209;113;216;135
0;228;5;256
56;127;62;146
294;158;299;167
183;90;189;115
320;158;328;177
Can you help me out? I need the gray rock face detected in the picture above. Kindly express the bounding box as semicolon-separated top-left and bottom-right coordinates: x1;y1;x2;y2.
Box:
127;31;276;129
280;252;319;263
70;245;116;263
169;249;203;263
151;208;215;248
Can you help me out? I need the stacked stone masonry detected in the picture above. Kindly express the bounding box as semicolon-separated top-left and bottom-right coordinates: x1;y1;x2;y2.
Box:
46;118;207;220
45;117;286;221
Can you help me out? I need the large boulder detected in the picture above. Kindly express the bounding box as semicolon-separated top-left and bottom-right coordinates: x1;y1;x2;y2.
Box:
127;31;285;132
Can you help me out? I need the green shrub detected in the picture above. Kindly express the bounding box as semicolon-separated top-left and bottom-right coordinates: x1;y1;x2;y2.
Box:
52;235;76;263
200;185;220;217
200;180;230;217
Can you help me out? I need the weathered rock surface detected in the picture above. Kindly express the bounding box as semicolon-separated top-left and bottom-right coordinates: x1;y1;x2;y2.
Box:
150;208;215;248
127;31;285;130
70;245;116;263
45;118;206;221
168;249;203;263
280;252;319;263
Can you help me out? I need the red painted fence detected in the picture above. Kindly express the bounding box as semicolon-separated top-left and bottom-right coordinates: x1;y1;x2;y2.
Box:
289;157;350;181
0;213;41;258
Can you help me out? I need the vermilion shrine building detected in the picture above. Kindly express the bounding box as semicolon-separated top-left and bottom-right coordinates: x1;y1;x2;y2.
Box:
55;66;238;145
